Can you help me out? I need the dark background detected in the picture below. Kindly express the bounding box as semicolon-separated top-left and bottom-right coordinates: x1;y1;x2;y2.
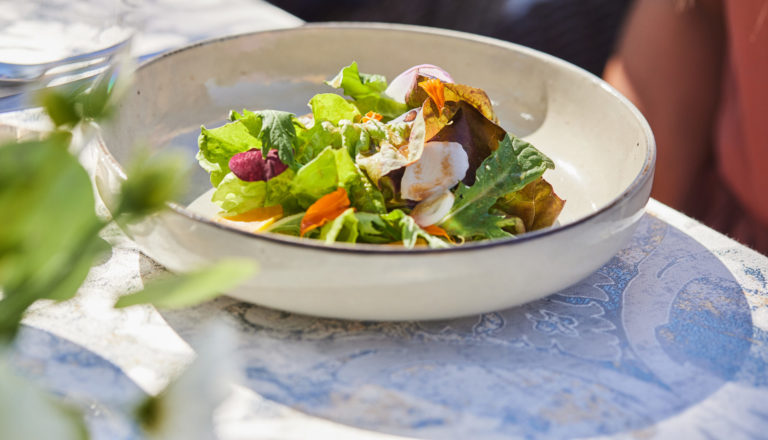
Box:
267;0;633;75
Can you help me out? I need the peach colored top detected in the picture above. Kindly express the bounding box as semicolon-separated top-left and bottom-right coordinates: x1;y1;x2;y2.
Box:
716;0;768;230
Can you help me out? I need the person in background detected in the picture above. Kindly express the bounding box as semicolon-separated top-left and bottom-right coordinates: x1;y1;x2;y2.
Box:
605;0;768;255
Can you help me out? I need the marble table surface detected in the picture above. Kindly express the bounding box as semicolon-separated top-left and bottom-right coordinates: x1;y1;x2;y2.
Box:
12;198;768;440
5;2;768;439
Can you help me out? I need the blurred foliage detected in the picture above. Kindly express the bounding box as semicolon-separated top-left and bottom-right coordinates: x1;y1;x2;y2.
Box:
0;68;255;439
0;132;109;339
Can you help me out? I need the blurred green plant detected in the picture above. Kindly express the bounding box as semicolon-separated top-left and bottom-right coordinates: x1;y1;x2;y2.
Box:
0;70;256;439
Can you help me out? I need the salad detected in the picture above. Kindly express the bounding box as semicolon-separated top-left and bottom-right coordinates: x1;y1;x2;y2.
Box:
196;63;564;248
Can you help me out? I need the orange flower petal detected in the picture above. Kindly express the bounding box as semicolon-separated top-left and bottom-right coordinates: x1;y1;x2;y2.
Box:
300;187;351;237
362;111;383;123
419;78;445;113
422;224;454;243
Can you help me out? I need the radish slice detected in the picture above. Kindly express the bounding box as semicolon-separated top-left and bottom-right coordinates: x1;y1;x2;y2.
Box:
411;190;455;227
385;64;454;103
401;141;468;201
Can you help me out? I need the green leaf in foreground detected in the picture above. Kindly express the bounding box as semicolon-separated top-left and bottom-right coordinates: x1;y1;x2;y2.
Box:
116;151;187;222
439;134;555;240
0;135;109;339
114;259;258;309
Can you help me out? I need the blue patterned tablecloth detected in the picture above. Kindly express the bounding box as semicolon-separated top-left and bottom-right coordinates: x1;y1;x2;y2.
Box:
6;2;768;439
12;199;768;440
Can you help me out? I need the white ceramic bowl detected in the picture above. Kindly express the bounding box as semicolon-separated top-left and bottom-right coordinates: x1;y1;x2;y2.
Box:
94;23;654;320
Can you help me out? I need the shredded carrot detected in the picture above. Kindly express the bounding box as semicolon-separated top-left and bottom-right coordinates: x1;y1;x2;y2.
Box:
362;111;383;123
300;187;351;236
419;78;445;113
423;224;454;243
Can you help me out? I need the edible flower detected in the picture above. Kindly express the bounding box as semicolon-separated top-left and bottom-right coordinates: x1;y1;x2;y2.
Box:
228;148;288;182
300;187;352;236
422;224;454;243
362;111;383;123
419;78;445;113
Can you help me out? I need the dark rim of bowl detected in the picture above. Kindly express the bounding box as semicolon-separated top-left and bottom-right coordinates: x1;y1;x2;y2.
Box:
98;22;656;256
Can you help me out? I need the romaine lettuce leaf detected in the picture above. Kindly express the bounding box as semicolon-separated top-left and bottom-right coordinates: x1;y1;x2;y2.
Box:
326;62;409;120
439;134;555;240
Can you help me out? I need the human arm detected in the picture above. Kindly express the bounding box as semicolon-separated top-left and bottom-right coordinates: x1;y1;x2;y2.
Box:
603;0;725;211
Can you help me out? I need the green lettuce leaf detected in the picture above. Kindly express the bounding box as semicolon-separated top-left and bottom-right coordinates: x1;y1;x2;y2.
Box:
263;213;303;236
334;147;386;214
356;210;449;249
439;134;555;240
292;146;385;213
339;120;371;157
199;109;299;187
309;93;361;125
327;62;388;97
319;208;359;244
211;169;295;215
326;62;408;120
291;147;338;207
492;177;565;232
295;120;341;165
244;109;298;170
197;120;260;187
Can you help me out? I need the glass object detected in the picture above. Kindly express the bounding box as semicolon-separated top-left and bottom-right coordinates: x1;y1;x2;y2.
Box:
0;0;138;140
